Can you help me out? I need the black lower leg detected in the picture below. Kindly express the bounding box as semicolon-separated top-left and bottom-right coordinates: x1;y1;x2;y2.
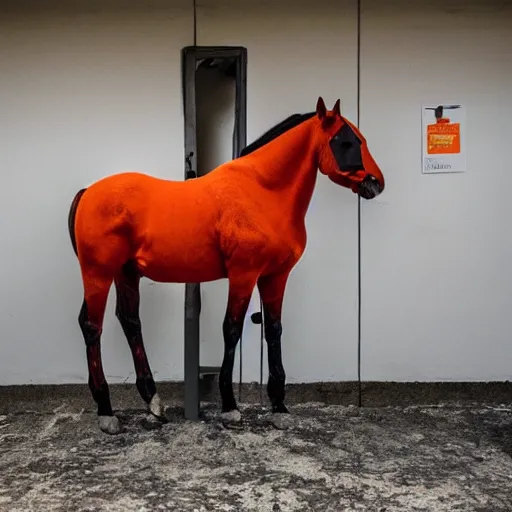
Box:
265;317;288;414
118;312;156;405
135;373;157;405
79;301;113;417
219;315;243;413
115;271;157;406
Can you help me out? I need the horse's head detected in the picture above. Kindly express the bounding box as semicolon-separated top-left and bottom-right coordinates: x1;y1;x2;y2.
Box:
315;96;384;199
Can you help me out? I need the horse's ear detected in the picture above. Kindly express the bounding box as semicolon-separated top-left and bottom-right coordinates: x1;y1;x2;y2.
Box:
316;96;327;119
333;99;341;117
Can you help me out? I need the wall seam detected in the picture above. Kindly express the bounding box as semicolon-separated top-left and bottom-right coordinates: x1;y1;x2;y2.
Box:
192;0;197;46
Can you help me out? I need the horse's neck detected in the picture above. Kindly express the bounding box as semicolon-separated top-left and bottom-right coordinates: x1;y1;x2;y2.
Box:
244;119;319;220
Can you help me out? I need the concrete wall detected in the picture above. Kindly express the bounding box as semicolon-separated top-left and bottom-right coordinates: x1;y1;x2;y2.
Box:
0;0;193;384
359;0;512;381
0;0;510;386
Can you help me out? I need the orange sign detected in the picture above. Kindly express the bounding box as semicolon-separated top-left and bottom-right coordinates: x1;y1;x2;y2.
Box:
426;122;461;155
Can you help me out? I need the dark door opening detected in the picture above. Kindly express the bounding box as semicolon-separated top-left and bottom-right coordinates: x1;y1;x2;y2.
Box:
181;46;247;420
196;57;238;176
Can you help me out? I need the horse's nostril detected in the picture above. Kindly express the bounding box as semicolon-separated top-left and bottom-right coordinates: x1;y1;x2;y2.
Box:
368;175;382;191
359;175;382;199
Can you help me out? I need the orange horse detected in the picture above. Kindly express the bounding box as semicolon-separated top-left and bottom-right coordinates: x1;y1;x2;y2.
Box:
68;97;384;434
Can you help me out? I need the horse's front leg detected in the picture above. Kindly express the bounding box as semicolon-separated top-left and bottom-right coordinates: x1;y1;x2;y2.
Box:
219;272;257;425
258;271;294;429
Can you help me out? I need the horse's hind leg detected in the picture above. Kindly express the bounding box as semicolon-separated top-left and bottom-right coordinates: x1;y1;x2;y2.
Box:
114;262;166;424
78;271;120;434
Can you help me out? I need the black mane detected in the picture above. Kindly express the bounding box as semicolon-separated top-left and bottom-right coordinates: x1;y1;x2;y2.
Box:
239;111;316;157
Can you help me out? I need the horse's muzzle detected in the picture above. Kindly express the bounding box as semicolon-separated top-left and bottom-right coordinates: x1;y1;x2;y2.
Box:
358;175;383;200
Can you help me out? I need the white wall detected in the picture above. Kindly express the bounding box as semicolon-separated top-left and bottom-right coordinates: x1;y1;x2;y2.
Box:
359;0;512;381
196;0;360;384
1;0;510;387
0;0;192;384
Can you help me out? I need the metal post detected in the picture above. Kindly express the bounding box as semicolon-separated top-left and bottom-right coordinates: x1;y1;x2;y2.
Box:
184;283;201;420
182;45;201;421
181;45;247;421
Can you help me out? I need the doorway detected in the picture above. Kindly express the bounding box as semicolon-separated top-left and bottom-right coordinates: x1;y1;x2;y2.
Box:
181;46;247;420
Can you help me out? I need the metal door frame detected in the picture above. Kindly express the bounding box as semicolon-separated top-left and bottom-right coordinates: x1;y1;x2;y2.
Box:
181;45;247;420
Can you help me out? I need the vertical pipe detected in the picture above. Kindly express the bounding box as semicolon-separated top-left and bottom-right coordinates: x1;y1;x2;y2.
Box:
356;0;363;408
183;0;200;422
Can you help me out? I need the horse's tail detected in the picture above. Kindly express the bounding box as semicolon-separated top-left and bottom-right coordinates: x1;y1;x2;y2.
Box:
68;188;87;256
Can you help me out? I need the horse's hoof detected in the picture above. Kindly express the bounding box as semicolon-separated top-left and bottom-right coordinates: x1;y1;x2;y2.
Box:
141;413;163;430
271;413;293;430
99;415;121;435
220;409;242;425
148;394;168;423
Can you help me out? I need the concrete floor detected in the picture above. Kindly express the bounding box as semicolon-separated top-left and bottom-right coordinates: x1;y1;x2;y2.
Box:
1;394;511;511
